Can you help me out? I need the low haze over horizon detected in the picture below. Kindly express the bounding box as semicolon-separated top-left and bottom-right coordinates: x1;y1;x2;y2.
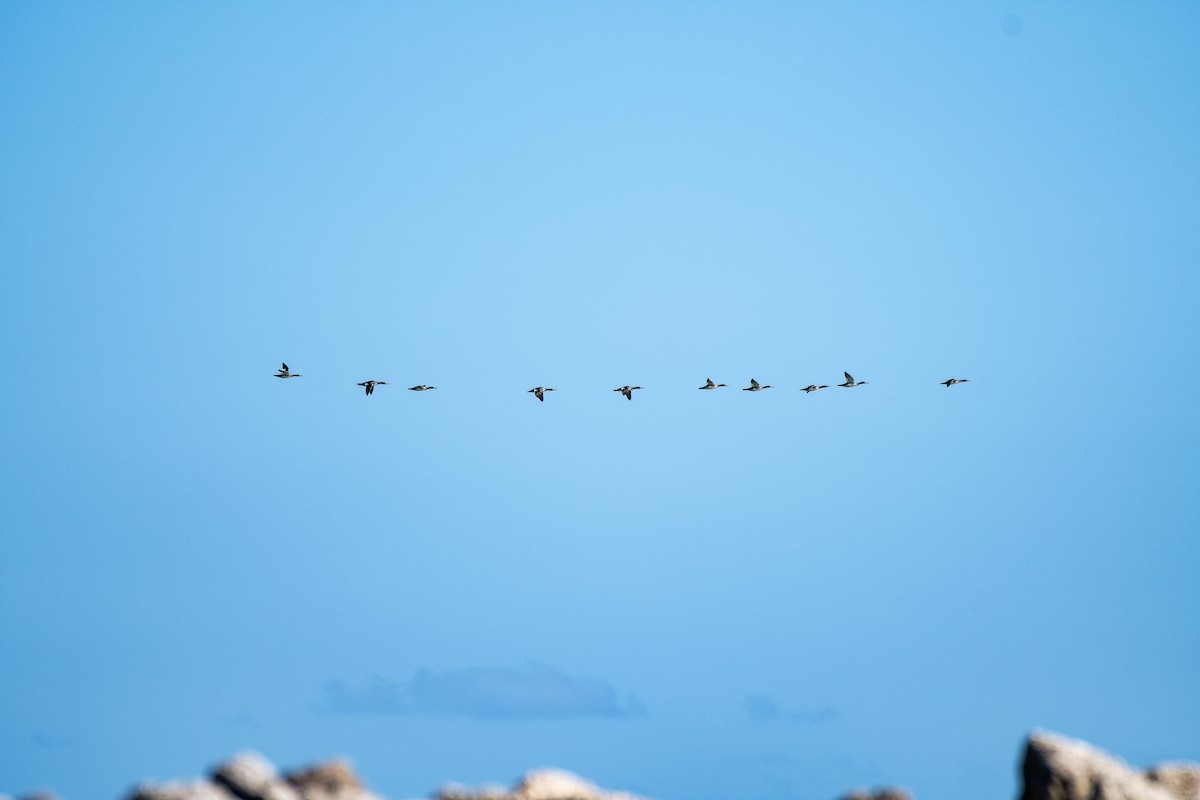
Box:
2;3;1198;800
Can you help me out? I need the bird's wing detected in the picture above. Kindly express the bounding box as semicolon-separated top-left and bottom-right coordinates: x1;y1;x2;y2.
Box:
844;372;854;382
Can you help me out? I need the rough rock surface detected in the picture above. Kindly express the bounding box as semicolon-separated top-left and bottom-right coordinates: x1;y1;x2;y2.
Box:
123;756;381;800
1020;731;1200;800
284;760;382;800
211;753;300;800
126;781;238;800
436;768;647;800
1146;765;1200;800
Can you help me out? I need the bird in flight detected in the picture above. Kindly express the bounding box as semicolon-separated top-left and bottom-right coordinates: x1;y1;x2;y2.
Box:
801;384;829;393
940;378;970;387
357;380;388;396
528;387;555;402
699;378;728;389
614;385;642;400
274;362;301;378
743;378;772;391
838;372;867;387
408;385;437;391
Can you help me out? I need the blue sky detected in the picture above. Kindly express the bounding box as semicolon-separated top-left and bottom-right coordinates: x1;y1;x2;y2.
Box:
2;3;1198;800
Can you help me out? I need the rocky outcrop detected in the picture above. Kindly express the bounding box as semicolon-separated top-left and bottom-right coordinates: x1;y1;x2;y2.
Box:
124;754;381;800
1146;765;1200;800
435;769;647;800
212;753;299;800
284;761;378;800
839;789;912;800
1020;731;1200;800
5;732;1195;800
126;782;237;800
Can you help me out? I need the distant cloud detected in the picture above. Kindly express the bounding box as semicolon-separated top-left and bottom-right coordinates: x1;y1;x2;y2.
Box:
744;694;839;724
319;664;643;720
31;731;72;749
1001;13;1024;36
745;694;782;721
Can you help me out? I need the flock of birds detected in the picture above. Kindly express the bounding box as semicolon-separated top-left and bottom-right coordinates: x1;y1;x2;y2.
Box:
273;363;970;399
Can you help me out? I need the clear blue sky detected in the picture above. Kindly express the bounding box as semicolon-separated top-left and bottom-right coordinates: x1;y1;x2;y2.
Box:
2;3;1197;799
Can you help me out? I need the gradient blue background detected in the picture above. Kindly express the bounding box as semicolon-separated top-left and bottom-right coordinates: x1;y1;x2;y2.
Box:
2;3;1198;800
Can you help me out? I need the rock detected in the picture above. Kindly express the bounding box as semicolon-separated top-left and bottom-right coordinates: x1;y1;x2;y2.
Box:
840;789;912;800
284;760;383;800
1019;731;1200;800
126;757;381;800
515;770;610;800
1145;765;1200;800
435;768;648;800
436;786;509;800
211;752;300;800
125;780;239;800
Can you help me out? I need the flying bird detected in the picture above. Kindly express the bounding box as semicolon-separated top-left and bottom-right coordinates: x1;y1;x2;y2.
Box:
357;380;388;396
838;372;867;387
274;362;301;378
699;379;728;390
614;385;642;400
528;387;555;402
743;378;772;391
801;384;829;393
940;378;970;387
408;385;437;391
